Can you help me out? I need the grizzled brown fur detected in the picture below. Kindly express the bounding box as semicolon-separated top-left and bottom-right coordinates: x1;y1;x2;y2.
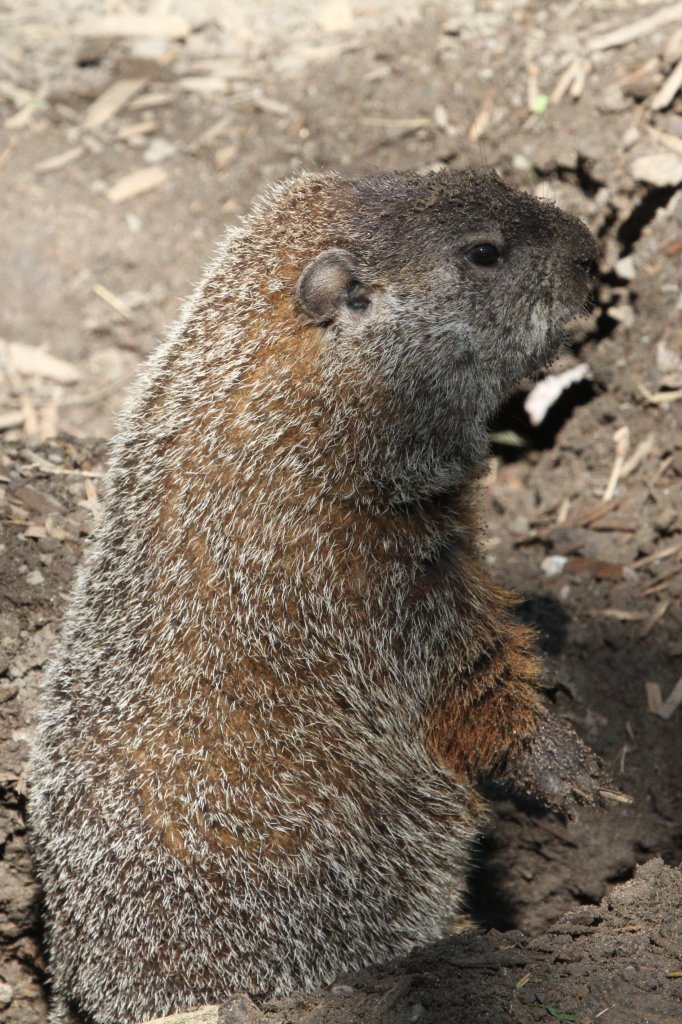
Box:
29;169;603;1024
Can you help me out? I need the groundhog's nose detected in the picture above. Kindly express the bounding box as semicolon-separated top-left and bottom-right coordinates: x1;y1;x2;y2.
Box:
576;253;598;279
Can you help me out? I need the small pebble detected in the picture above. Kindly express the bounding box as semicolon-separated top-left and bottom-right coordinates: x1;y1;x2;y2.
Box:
0;983;13;1009
614;255;636;281
144;138;176;164
509;515;530;537
26;570;45;586
541;555;567;578
330;984;355;996
512;153;533;173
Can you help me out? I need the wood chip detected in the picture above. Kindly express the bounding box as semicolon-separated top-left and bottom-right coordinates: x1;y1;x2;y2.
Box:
93;284;133;319
646;680;664;714
44;515;77;542
646;125;682;158
252;93;292;117
83;79;147;131
590;608;649;621
128;91;174;111
653;675;682;719
106;166;168;203
651;54;682;110
144;1005;219;1024
556;498;571;525
23;523;47;540
0;411;24;431
76;15;190;39
637;381;682;405
35;146;84;174
316;0;354;33
5;88;47;130
20;394;39;438
621;433;655;478
603;425;630;502
4;340;81;383
6;107;34;130
638;598;671;639
23;455;102;479
569;497;621;529
631;151;682;186
83;478;100;519
361;116;430;129
468;87;496;141
631;542;682;569
589;2;682;52
117;120;156;140
551;59;582;104
599;788;633;805
0;138;18;170
569;58;590;99
214;144;237;170
40;401;58;441
640;570;678;596
178;77;228;94
565;557;624;580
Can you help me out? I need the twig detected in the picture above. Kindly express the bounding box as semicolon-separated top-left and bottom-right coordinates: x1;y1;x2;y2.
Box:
603;426;630;501
631;542;682;569
638;598;671;639
588;2;682;51
651;54;682;111
621;433;655;478
468;87;496;141
637;382;682;405
93;283;133;319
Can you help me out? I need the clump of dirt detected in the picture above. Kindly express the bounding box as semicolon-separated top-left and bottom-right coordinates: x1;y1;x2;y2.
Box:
261;858;682;1024
1;0;681;1022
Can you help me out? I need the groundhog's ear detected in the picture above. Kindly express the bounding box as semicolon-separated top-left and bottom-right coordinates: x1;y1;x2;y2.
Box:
296;248;370;325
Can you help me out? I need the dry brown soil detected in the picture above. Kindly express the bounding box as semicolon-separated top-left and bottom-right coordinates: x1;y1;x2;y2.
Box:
1;2;681;1023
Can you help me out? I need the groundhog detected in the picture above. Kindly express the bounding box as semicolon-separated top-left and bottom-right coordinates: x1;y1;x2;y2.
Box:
30;169;605;1024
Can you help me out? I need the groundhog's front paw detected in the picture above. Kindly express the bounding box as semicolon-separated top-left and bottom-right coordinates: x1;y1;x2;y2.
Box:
508;712;625;817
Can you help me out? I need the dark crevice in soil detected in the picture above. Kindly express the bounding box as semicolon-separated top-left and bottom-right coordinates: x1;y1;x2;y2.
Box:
490;378;599;462
567;156;604;199
596;203;618;240
465;834;519;932
606;865;636;886
534;156;605;199
617;185;677;255
573;891;601;905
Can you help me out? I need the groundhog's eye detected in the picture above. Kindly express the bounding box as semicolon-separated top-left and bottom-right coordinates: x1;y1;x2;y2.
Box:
465;242;501;267
343;281;371;312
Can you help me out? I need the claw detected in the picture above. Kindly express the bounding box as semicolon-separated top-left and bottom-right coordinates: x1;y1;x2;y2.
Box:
504;710;627;815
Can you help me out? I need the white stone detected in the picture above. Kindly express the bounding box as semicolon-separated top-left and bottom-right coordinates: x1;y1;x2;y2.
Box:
541;555;567;578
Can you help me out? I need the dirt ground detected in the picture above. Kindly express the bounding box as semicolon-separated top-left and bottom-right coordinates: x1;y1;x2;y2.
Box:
1;1;681;1022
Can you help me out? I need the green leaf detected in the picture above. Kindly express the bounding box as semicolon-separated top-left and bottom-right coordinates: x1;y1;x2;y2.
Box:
544;1007;577;1022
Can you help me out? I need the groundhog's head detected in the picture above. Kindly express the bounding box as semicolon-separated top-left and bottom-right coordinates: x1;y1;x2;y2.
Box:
182;171;598;503
284;170;597;499
296;169;596;409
